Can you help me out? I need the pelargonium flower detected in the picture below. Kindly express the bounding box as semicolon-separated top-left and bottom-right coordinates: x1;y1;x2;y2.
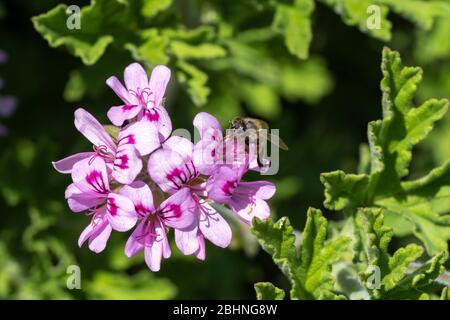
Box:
66;157;138;234
53;108;159;184
106;63;172;141
206;164;276;224
148;135;232;259
122;182;196;271
54;62;278;272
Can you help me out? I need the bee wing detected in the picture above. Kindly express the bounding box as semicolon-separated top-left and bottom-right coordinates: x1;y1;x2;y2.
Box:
258;129;289;151
246;117;269;130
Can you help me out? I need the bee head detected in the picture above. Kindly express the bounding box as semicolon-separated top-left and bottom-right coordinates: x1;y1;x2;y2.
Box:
229;117;246;130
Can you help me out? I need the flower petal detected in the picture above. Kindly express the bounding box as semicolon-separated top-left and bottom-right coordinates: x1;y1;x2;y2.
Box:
106;193;137;232
124;63;148;92
206;166;240;203
124;220;145;257
175;226;199;255
193;112;221;139
65;183;104;212
71;157;109;195
230;197;271;224
78;208;109;250
118;121;160;156
112;144;142;184
148;65;171;107
198;202;232;248
88;222;112;254
140;106;172;141
120;181;155;214
194;232;206;261
192;138;222;176
52;152;94;174
237;181;276;200
148;149;190;193
163;136;194;161
144;220;170;272
74;108;116;154
159;188;197;229
106;76;133;105
107;105;142;127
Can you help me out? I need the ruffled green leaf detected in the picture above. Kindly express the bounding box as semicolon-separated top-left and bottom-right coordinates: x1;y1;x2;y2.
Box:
32;0;133;65
141;0;172;18
176;61;210;106
321;48;450;254
319;0;450;40
272;0;314;59
86;271;177;299
354;208;448;299
254;282;285;300
252;209;350;300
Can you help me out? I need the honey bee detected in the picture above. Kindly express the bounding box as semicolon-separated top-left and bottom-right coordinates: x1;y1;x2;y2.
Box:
227;117;288;167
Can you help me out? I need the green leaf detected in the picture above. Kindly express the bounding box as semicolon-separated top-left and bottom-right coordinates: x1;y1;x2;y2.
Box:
238;82;281;119
254;282;285;300
280;57;334;104
441;287;450;300
252;209;350;300
86;271;177;300
176;61;210;106
415;17;450;64
321;47;450;254
319;0;450;41
141;0;172;18
353;208;448;299
169;41;226;60
252;216;298;279
32;0;133;65
272;0;314;59
125;29;170;66
379;0;450;30
319;0;391;40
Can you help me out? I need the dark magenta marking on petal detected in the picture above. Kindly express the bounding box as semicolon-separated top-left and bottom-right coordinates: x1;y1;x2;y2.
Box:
119;134;136;145
168;204;181;218
114;154;129;170
135;203;150;216
107;197;118;216
122;105;136;111
144;108;160;122
86;170;108;194
222;180;237;196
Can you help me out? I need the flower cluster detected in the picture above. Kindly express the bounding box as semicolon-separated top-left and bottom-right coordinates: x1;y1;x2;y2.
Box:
0;50;17;137
53;63;275;271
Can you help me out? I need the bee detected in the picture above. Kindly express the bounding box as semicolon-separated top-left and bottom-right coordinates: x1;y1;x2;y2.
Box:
226;117;288;167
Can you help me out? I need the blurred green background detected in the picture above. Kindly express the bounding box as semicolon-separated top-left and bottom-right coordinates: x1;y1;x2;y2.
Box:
0;0;448;299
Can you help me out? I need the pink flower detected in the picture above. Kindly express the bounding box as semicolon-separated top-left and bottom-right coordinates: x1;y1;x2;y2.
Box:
78;206;112;253
148;136;232;259
66;157;138;235
106;63;172;140
53;108;159;184
122;182;195;271
206;164;276;224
